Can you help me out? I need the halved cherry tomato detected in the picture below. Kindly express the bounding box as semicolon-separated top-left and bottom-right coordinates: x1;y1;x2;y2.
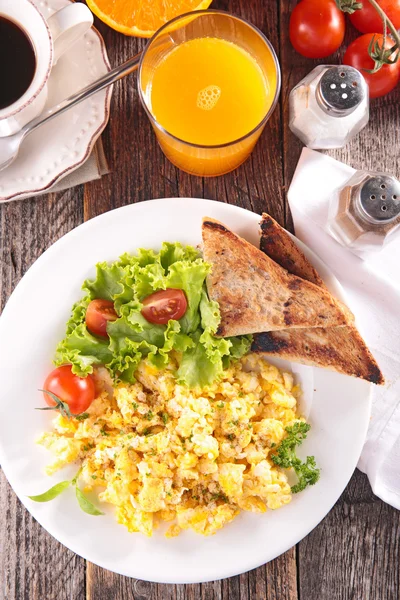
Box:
43;365;95;414
343;33;400;98
85;299;118;337
289;0;345;59
141;288;187;325
349;0;400;33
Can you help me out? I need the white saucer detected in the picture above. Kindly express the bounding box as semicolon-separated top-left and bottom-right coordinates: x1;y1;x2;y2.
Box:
0;0;111;202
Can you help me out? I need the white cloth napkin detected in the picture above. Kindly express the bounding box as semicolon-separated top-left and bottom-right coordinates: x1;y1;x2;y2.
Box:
288;148;400;510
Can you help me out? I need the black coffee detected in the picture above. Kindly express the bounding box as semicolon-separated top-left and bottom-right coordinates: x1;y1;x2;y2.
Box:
0;16;36;110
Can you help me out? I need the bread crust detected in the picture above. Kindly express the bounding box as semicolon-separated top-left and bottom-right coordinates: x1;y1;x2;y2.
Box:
260;214;325;287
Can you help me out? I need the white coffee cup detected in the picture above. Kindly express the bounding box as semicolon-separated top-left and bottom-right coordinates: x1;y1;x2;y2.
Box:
0;0;93;137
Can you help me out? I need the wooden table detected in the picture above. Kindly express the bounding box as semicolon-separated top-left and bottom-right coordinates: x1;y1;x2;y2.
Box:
1;1;400;598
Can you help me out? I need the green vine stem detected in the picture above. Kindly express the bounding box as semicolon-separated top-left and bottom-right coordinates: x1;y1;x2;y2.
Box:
367;0;400;50
337;0;400;70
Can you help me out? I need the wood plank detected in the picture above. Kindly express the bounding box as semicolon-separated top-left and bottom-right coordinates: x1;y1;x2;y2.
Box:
279;2;400;599
298;470;400;600
0;190;85;600
221;548;298;600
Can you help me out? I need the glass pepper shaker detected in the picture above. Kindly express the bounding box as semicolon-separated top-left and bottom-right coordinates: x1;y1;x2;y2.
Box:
327;171;400;252
289;65;369;149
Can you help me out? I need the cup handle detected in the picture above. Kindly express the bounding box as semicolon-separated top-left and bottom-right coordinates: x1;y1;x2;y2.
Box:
47;3;94;66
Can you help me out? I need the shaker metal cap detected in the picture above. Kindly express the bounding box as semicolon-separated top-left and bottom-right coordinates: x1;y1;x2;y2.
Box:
317;66;366;116
359;174;400;222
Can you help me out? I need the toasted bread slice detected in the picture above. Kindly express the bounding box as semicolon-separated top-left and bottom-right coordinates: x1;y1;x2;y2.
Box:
202;217;354;337
252;214;384;385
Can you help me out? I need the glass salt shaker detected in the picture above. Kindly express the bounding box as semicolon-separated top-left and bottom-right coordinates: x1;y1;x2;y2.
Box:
289;65;369;149
327;171;400;252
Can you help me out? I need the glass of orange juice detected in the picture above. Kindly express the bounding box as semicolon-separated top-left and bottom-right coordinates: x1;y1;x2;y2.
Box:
138;10;281;177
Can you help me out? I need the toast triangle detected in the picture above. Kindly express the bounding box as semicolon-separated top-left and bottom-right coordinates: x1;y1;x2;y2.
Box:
202;217;353;337
252;214;384;385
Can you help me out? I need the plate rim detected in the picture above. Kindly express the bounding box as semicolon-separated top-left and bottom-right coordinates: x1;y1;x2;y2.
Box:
0;198;372;582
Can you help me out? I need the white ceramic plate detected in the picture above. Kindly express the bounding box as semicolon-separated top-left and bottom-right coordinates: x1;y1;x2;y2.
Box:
0;198;371;583
0;0;111;202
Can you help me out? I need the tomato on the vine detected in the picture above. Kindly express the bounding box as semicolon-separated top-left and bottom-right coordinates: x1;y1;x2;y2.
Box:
43;365;96;415
343;33;400;98
349;0;400;33
289;0;345;59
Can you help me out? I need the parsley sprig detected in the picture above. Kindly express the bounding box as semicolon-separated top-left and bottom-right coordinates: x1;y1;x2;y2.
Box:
270;422;320;494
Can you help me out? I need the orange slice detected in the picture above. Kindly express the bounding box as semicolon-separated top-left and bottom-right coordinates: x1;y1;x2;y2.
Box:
86;0;213;37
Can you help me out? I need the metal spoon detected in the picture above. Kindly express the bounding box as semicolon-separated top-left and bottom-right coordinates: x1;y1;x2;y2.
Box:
0;52;142;172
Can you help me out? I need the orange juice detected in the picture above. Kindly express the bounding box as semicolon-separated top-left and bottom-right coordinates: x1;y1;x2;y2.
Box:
139;12;280;177
150;37;275;146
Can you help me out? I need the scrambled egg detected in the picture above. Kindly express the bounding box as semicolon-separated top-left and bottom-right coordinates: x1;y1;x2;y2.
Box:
38;354;303;537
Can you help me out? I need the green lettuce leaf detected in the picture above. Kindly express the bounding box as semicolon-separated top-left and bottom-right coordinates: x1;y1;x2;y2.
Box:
199;287;220;333
134;262;166;299
54;323;113;376
83;262;125;301
108;338;158;382
176;330;228;389
165;260;210;333
65;297;90;335
148;320;194;370
53;242;252;389
159;242;200;270
226;335;253;361
108;314;165;349
119;247;158;268
107;317;194;379
113;269;137;315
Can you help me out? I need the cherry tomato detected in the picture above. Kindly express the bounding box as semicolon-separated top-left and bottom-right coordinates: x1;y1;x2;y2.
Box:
289;0;345;59
85;299;118;337
343;33;400;98
349;0;400;33
141;288;187;325
43;365;95;414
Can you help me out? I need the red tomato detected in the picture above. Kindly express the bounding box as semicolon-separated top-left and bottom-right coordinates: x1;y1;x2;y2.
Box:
141;289;187;325
349;0;400;33
85;299;118;337
43;365;95;414
343;33;400;98
289;0;345;58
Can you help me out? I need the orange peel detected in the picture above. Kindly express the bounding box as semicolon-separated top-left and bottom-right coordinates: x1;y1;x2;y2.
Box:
86;0;213;37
